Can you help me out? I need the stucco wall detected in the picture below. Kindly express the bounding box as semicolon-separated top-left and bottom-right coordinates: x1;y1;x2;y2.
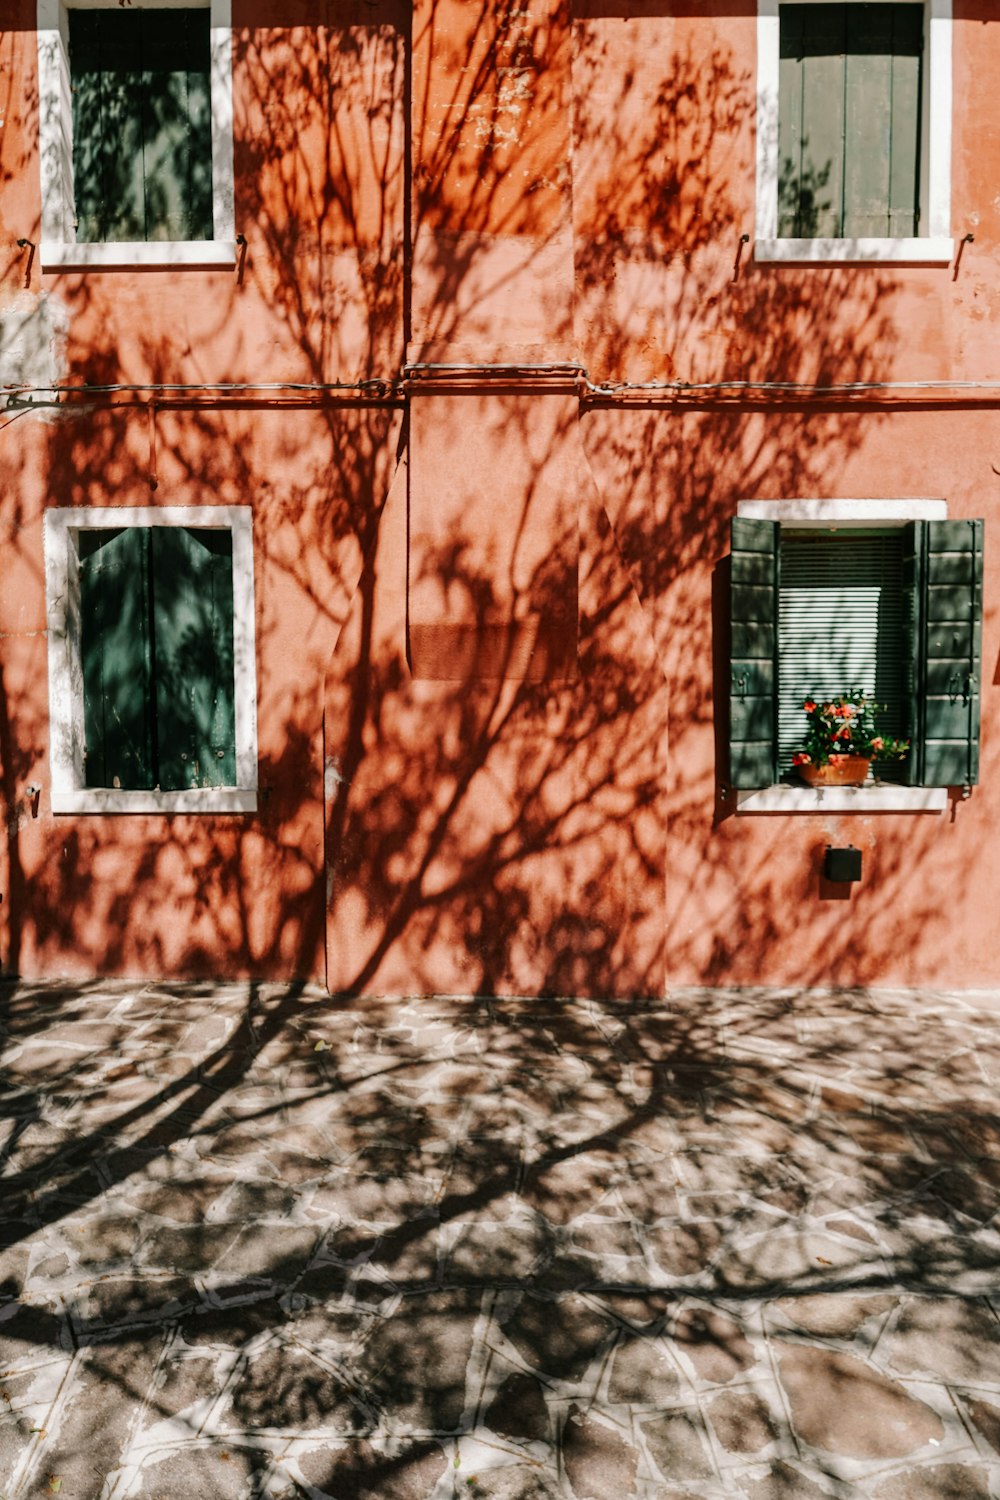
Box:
2;0;999;992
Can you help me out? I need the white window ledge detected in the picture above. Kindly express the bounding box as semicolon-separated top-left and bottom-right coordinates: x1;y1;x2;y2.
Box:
755;237;954;266
41;240;237;271
52;788;257;815
737;786;948;814
739;498;947;525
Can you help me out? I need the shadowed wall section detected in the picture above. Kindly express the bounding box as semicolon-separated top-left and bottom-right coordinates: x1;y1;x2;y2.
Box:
323;403;668;998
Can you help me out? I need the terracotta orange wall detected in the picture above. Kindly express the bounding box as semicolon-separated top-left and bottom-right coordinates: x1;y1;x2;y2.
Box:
0;0;408;980
2;1;1000;992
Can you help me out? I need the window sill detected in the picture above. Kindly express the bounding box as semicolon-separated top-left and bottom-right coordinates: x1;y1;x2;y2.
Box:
52;787;257;815
754;237;954;266
736;785;948;815
41;240;237;271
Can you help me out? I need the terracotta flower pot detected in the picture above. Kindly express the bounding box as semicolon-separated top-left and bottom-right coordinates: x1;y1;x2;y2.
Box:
796;755;872;788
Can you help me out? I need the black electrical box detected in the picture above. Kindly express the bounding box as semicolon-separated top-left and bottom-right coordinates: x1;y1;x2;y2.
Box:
825;845;862;883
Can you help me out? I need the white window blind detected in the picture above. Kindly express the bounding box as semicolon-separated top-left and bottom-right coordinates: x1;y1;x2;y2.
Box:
777;531;907;774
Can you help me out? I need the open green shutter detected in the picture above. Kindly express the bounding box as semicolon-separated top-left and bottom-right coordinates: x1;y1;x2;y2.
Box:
901;520;923;785
918;520;984;788
730;517;778;788
80;528;155;790
151;527;236;791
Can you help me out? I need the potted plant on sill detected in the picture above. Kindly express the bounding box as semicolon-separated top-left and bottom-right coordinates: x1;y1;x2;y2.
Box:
791;691;909;787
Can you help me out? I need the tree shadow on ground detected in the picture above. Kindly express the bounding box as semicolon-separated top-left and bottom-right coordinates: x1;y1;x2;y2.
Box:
1;981;999;1495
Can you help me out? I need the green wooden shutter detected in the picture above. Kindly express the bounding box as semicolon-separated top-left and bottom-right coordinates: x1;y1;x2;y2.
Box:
70;7;212;244
843;5;922;238
887;5;923;237
843;5;893;238
150;527;236;792
730;517;778;788
777;5;806;237
777;531;907;776
68;11;105;243
779;4;846;238
918;520;984;788
139;9;213;241
70;9;147;242
79;528;155;790
778;4;922;240
901;520;924;786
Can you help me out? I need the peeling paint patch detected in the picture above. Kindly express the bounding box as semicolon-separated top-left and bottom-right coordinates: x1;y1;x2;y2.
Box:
0;292;70;404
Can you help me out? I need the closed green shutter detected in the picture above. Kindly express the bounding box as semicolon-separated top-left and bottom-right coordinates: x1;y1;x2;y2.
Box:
139;9;213;242
69;8;212;244
151;528;236;791
80;528;155;790
885;5;923;238
777;531;907;777
779;4;846;237
918;520;984;787
70;10;146;242
778;4;922;239
730;517;778;788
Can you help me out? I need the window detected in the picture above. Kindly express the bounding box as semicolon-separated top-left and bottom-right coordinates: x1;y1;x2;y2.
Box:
37;0;235;270
44;507;257;813
728;501;983;813
69;7;213;244
755;0;954;263
776;528;908;775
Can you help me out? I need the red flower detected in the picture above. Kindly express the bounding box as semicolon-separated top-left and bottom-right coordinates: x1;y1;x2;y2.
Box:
802;699;816;713
871;736;884;751
792;752;811;765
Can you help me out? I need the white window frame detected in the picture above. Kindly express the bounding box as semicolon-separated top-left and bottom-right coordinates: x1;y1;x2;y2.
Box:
37;0;236;270
735;498;949;813
755;0;954;264
44;506;258;814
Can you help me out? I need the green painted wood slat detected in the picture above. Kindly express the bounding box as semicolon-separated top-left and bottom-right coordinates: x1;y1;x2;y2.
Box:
920;519;983;787
80;527;155;790
729;517;779;788
139;8;213;242
777;3;922;240
151;527;236;792
69;7;212;244
843;5;894;237
887;5;923;236
70;9;146;242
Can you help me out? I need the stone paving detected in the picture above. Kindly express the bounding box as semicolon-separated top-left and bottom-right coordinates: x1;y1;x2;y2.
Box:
1;980;1000;1500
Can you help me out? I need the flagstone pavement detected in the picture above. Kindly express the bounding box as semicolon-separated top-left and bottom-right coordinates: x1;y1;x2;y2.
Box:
2;980;1000;1500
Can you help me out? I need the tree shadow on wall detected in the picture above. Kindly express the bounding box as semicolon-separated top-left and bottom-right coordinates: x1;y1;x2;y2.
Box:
0;1;934;998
